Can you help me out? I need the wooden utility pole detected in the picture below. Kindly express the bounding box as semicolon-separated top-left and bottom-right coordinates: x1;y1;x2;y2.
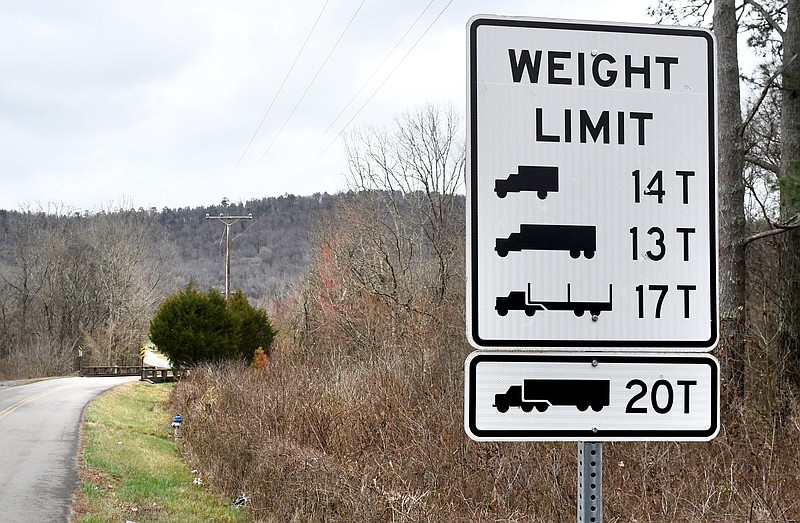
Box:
205;213;252;300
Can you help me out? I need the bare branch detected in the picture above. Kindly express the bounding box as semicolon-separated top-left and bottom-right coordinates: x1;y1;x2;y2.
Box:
744;0;786;39
742;53;798;132
744;213;800;245
743;170;776;224
745;153;781;175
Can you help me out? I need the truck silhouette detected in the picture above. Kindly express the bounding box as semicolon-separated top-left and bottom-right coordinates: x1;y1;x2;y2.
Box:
495;283;613;317
493;379;610;413
495;224;596;258
495;165;559;199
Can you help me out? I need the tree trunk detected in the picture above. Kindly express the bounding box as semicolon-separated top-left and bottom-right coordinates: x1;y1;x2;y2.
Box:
780;0;800;390
715;0;747;397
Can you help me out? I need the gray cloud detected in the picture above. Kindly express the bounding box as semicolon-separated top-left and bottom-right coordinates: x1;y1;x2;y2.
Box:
0;0;655;212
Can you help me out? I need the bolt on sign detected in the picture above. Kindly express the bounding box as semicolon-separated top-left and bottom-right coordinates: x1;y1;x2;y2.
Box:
466;16;718;349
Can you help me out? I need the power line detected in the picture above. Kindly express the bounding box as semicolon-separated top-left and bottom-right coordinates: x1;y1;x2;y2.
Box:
232;205;268;242
300;0;456;177
302;0;437;157
235;0;332;169
229;2;450;245
255;0;368;168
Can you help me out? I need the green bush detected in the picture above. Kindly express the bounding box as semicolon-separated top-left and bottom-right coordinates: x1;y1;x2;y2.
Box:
228;290;276;355
149;284;275;367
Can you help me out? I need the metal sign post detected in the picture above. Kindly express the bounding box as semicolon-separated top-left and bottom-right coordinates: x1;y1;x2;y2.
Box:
465;15;718;523
578;441;602;522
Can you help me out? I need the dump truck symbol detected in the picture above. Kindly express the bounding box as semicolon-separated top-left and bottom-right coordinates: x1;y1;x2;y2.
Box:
495;224;596;258
495;165;559;199
495;283;612;317
494;379;610;413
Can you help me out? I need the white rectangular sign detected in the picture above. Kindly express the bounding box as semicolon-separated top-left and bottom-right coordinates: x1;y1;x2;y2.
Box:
465;352;719;441
467;17;718;349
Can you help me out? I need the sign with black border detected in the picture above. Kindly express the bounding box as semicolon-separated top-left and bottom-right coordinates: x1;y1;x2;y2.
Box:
466;16;718;349
465;352;719;441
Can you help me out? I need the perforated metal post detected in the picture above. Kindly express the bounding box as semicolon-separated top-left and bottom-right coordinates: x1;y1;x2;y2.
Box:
578;441;602;523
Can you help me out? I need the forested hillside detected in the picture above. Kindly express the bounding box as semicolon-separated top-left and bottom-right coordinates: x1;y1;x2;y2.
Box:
0;188;467;377
0;193;344;376
157;193;339;300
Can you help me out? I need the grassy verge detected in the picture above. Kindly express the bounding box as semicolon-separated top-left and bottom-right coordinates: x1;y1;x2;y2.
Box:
72;381;251;523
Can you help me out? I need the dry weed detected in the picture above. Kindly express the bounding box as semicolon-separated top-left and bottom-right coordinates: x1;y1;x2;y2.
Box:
171;338;800;523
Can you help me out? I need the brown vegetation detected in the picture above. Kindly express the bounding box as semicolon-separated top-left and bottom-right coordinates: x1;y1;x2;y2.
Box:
169;105;800;522
0;205;179;377
171;342;800;522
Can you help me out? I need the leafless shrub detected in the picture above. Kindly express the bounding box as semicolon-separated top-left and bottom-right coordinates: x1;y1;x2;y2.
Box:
172;340;578;522
172;336;800;522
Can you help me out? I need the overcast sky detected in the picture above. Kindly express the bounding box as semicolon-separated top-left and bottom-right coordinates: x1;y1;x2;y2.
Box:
1;1;664;213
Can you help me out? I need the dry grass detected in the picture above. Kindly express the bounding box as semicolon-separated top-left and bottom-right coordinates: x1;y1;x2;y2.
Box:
0;358;14;381
170;331;800;522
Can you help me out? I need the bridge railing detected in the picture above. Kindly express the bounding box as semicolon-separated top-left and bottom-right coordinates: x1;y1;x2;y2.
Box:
81;365;142;377
141;367;182;383
80;366;181;383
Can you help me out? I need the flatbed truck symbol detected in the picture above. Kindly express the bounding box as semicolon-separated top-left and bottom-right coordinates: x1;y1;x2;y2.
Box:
494;379;610;413
495;224;596;258
495;165;559;199
495;283;613;317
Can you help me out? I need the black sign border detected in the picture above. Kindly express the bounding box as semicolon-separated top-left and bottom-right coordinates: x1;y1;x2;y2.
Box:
467;17;718;349
466;352;719;440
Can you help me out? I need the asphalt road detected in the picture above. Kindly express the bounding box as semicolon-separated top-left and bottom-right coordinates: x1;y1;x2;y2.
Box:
0;376;138;523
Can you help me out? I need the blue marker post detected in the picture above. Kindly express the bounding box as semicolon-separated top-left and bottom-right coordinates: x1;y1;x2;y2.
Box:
172;414;183;438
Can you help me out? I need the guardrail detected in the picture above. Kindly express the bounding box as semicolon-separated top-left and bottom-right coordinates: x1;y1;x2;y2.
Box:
141;367;182;383
81;366;181;383
81;366;142;377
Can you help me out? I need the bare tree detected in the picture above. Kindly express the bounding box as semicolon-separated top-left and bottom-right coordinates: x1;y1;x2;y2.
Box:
715;0;748;396
778;0;800;388
296;104;465;358
0;206;84;375
342;103;465;308
79;207;180;365
651;0;796;397
0;203;179;377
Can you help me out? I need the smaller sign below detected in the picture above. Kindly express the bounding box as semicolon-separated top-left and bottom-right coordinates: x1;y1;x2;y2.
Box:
465;352;719;441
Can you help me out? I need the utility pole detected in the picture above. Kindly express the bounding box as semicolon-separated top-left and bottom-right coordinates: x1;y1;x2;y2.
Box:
205;212;252;300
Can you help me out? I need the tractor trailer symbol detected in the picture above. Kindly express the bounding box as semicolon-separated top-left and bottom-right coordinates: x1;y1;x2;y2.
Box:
495;224;596;258
495;283;613;317
495;165;559;199
494;379;610;413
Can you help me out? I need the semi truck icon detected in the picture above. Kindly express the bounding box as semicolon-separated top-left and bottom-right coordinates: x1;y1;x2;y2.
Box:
495;283;613;317
495;165;559;199
495;224;596;258
493;379;610;413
